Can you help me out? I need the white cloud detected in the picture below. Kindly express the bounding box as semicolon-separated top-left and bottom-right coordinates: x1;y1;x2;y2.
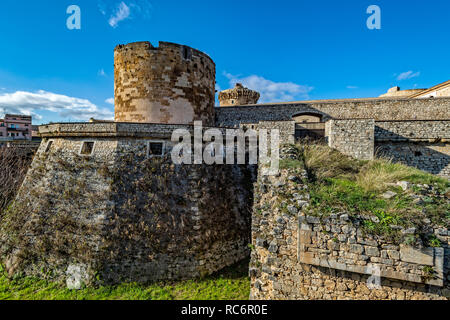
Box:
128;0;153;19
223;72;314;103
98;69;107;77
396;71;420;81
346;85;358;89
99;1;153;28
108;2;131;28
105;98;115;105
0;90;114;122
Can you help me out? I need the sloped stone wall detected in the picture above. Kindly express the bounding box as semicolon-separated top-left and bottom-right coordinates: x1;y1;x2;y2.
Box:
0;130;255;285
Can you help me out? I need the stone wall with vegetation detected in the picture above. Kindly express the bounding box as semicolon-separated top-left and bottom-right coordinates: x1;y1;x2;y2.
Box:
376;142;450;178
250;144;450;300
323;119;450;178
0;145;34;214
374;120;450;178
0;134;255;285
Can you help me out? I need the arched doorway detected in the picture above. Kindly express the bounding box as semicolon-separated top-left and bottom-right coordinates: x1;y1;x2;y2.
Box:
292;112;325;140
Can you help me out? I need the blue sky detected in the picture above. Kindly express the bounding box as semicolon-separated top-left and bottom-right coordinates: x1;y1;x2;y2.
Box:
0;0;448;124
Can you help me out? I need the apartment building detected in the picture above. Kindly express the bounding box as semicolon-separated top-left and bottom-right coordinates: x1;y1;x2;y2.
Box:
0;114;33;141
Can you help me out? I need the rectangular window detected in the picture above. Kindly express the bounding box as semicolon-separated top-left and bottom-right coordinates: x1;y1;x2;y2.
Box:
147;141;165;157
80;141;95;156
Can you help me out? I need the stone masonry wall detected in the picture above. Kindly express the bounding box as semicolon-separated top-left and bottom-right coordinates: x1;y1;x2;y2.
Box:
250;156;450;300
115;41;216;125
0;126;255;285
376;142;450;178
326;119;375;161
324;120;450;177
241;121;296;145
215;98;450;127
374;121;450;178
375;121;450;142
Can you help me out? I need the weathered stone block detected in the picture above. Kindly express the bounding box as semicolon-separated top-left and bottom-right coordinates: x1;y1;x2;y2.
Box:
365;246;380;257
400;245;434;266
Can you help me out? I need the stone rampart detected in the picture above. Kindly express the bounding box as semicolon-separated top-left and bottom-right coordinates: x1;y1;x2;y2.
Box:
0;123;255;285
215;97;450;128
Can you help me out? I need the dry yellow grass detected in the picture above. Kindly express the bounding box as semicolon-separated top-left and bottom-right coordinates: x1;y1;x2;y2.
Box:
299;142;448;193
355;160;415;192
301;142;360;180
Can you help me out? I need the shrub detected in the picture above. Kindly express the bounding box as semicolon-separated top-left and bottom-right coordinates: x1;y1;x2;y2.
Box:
0;145;34;214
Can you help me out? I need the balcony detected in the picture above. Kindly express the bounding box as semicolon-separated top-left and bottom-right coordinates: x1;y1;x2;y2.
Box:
0;136;31;141
8;127;29;132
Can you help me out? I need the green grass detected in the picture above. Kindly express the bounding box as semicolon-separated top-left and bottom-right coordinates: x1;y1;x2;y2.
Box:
288;143;450;242
0;259;250;300
279;158;304;170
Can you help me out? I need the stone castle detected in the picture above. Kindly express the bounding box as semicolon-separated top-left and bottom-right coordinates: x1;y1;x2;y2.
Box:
0;41;449;299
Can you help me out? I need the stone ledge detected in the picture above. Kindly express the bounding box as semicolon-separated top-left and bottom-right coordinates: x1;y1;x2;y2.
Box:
38;123;227;138
299;253;444;287
298;225;445;287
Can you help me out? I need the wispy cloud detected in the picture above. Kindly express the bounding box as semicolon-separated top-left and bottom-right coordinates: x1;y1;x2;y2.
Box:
223;72;313;103
346;85;358;89
0;90;114;121
396;71;420;81
108;2;131;28
98;0;153;28
105;98;115;105
98;69;107;77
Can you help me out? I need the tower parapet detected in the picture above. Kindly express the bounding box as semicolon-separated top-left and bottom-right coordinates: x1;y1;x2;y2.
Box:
114;41;216;125
218;83;260;107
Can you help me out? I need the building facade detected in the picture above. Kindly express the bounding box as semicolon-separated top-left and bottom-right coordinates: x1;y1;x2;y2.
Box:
379;80;450;99
0;114;33;141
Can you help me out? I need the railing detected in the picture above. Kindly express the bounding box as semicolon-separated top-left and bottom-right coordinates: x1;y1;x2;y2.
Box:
7;127;29;132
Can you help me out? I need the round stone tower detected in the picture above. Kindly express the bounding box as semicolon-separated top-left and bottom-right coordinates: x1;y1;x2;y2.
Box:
218;83;260;107
114;41;216;125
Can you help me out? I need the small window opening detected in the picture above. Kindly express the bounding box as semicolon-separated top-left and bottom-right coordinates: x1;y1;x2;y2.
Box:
148;142;164;157
45;140;53;153
182;46;192;60
414;151;422;157
80;142;95;156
